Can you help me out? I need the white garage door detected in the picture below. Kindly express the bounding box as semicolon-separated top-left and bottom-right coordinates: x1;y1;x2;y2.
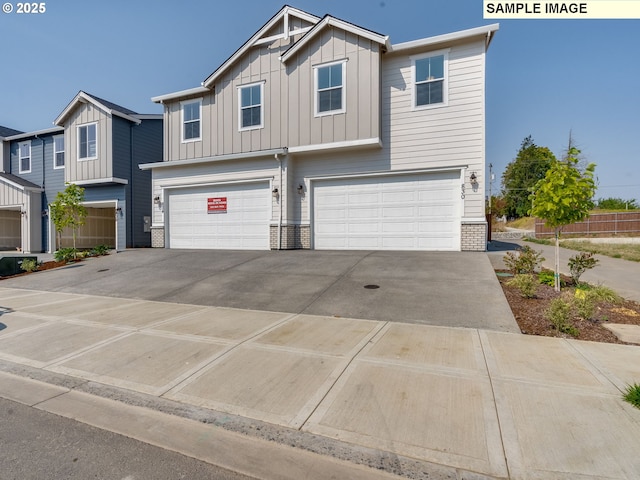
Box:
168;182;270;250
313;172;461;251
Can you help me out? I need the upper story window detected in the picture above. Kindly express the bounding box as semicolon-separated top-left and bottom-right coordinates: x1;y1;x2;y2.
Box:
413;51;448;109
182;99;201;142
314;60;346;116
78;123;97;160
239;82;264;131
53;135;65;169
19;141;31;173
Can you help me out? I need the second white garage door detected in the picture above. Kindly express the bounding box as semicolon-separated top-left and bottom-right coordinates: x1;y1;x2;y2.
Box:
167;182;271;250
313;172;461;251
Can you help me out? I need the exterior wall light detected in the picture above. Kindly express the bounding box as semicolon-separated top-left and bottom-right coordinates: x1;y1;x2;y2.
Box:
272;187;279;199
153;195;161;204
470;172;478;186
297;184;304;195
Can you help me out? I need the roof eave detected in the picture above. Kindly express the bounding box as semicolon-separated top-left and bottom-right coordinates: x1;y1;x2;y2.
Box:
389;23;500;53
151;86;211;104
54;91;141;126
4;126;64;141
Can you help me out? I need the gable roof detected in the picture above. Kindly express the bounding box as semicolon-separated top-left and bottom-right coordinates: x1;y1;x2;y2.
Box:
3;126;64;141
54;91;141;126
280;14;389;63
0;172;42;191
0;126;23;138
202;5;320;89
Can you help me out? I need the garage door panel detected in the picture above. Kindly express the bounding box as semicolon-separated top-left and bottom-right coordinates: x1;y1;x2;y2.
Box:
314;172;460;251
168;183;270;250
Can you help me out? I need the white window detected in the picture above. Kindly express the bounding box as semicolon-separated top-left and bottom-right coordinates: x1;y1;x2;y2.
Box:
238;82;264;131
182;99;201;142
314;60;346;116
53;135;65;169
19;141;31;173
413;51;448;109
78;123;97;160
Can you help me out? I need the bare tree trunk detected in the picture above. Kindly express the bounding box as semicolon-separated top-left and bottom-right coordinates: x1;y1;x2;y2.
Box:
554;228;561;292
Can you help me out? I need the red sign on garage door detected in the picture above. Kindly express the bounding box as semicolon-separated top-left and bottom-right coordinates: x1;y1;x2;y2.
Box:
207;197;227;214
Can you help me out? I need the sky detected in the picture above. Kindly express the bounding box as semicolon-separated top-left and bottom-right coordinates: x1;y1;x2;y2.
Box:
1;0;638;202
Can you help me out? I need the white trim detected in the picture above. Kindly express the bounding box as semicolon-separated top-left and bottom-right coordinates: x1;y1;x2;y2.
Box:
389;24;500;53
53;134;65;169
139;148;288;170
181;98;202;143
411;49;449;111
18;141;31;174
238;81;265;131
159;176;274;191
151;87;210;104
462;218;489;224
77;122;98;161
288;137;381;154
307;165;467;183
71;177;129;186
253;27;313;46
314;59;347;117
4;127;63;141
131;114;164;121
0;177;42;192
55;91;140;126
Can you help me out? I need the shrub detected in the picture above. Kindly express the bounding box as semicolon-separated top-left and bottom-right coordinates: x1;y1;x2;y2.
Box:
538;269;558;287
90;244;110;256
19;258;39;273
54;247;77;263
568;252;599;285
507;274;538;298
587;284;622;305
546;297;579;337
624;383;640;409
574;289;596;321
504;245;545;275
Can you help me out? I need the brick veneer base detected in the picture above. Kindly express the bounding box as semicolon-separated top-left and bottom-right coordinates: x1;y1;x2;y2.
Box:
270;225;311;250
461;223;487;251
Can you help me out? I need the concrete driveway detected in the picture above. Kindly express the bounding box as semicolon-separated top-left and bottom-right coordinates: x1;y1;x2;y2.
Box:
0;249;518;332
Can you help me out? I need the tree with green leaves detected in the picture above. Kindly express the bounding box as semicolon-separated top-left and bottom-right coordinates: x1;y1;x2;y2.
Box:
50;183;88;258
501;136;556;218
596;197;638;210
529;148;596;291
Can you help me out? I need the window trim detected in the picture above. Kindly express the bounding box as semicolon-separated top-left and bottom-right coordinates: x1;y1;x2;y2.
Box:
181;99;202;143
238;81;265;132
18;141;31;174
53;135;65;169
314;59;347;117
77;122;98;161
411;49;450;111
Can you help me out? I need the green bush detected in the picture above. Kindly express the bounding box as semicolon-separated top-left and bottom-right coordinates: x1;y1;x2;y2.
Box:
504;245;544;275
19;258;39;273
545;297;579;337
90;244;110;256
574;289;596;321
507;274;538;298
538;270;557;287
568;252;599;285
623;383;640;409
587;284;622;304
54;247;77;263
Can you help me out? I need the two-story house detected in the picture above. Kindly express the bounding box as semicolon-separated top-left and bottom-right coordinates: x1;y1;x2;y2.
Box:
0;92;163;253
143;6;498;252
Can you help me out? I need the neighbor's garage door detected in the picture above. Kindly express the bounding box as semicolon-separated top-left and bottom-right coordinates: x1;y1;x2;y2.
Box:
313;172;460;251
0;209;21;250
167;182;271;250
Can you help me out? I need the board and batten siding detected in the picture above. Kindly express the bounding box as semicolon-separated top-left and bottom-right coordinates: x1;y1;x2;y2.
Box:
65;103;113;183
0;180;25;206
292;38;487;223
162;26;380;162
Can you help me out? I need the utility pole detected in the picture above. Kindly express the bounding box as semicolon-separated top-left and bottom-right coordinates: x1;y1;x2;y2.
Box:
488;163;493;214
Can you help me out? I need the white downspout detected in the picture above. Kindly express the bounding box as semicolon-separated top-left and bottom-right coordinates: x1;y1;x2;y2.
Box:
275;153;282;250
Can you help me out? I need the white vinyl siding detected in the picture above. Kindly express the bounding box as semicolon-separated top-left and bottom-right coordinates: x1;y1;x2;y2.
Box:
18;141;31;173
182;99;202;142
238;82;264;131
78;123;98;160
53;135;65;169
314;60;346;116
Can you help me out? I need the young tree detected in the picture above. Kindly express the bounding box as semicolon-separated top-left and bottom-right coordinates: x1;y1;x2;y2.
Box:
50;183;88;258
529;148;596;291
596;197;638;210
501;136;556;218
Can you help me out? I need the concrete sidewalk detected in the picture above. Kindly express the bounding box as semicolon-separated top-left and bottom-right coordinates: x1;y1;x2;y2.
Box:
1;286;639;479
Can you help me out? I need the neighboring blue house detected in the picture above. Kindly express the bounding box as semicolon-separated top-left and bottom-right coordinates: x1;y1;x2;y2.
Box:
0;92;163;253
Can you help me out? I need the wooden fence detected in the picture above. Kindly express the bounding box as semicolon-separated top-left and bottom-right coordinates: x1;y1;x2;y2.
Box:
535;212;640;237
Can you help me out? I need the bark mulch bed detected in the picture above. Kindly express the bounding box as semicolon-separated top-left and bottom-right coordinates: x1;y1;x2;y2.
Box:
497;270;640;344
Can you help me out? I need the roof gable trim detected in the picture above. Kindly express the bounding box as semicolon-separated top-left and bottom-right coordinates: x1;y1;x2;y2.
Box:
280;15;389;64
202;6;321;88
54;91;141;126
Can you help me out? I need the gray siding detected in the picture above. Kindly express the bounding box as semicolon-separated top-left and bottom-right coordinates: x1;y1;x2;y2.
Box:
65;103;113;183
162;22;381;162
